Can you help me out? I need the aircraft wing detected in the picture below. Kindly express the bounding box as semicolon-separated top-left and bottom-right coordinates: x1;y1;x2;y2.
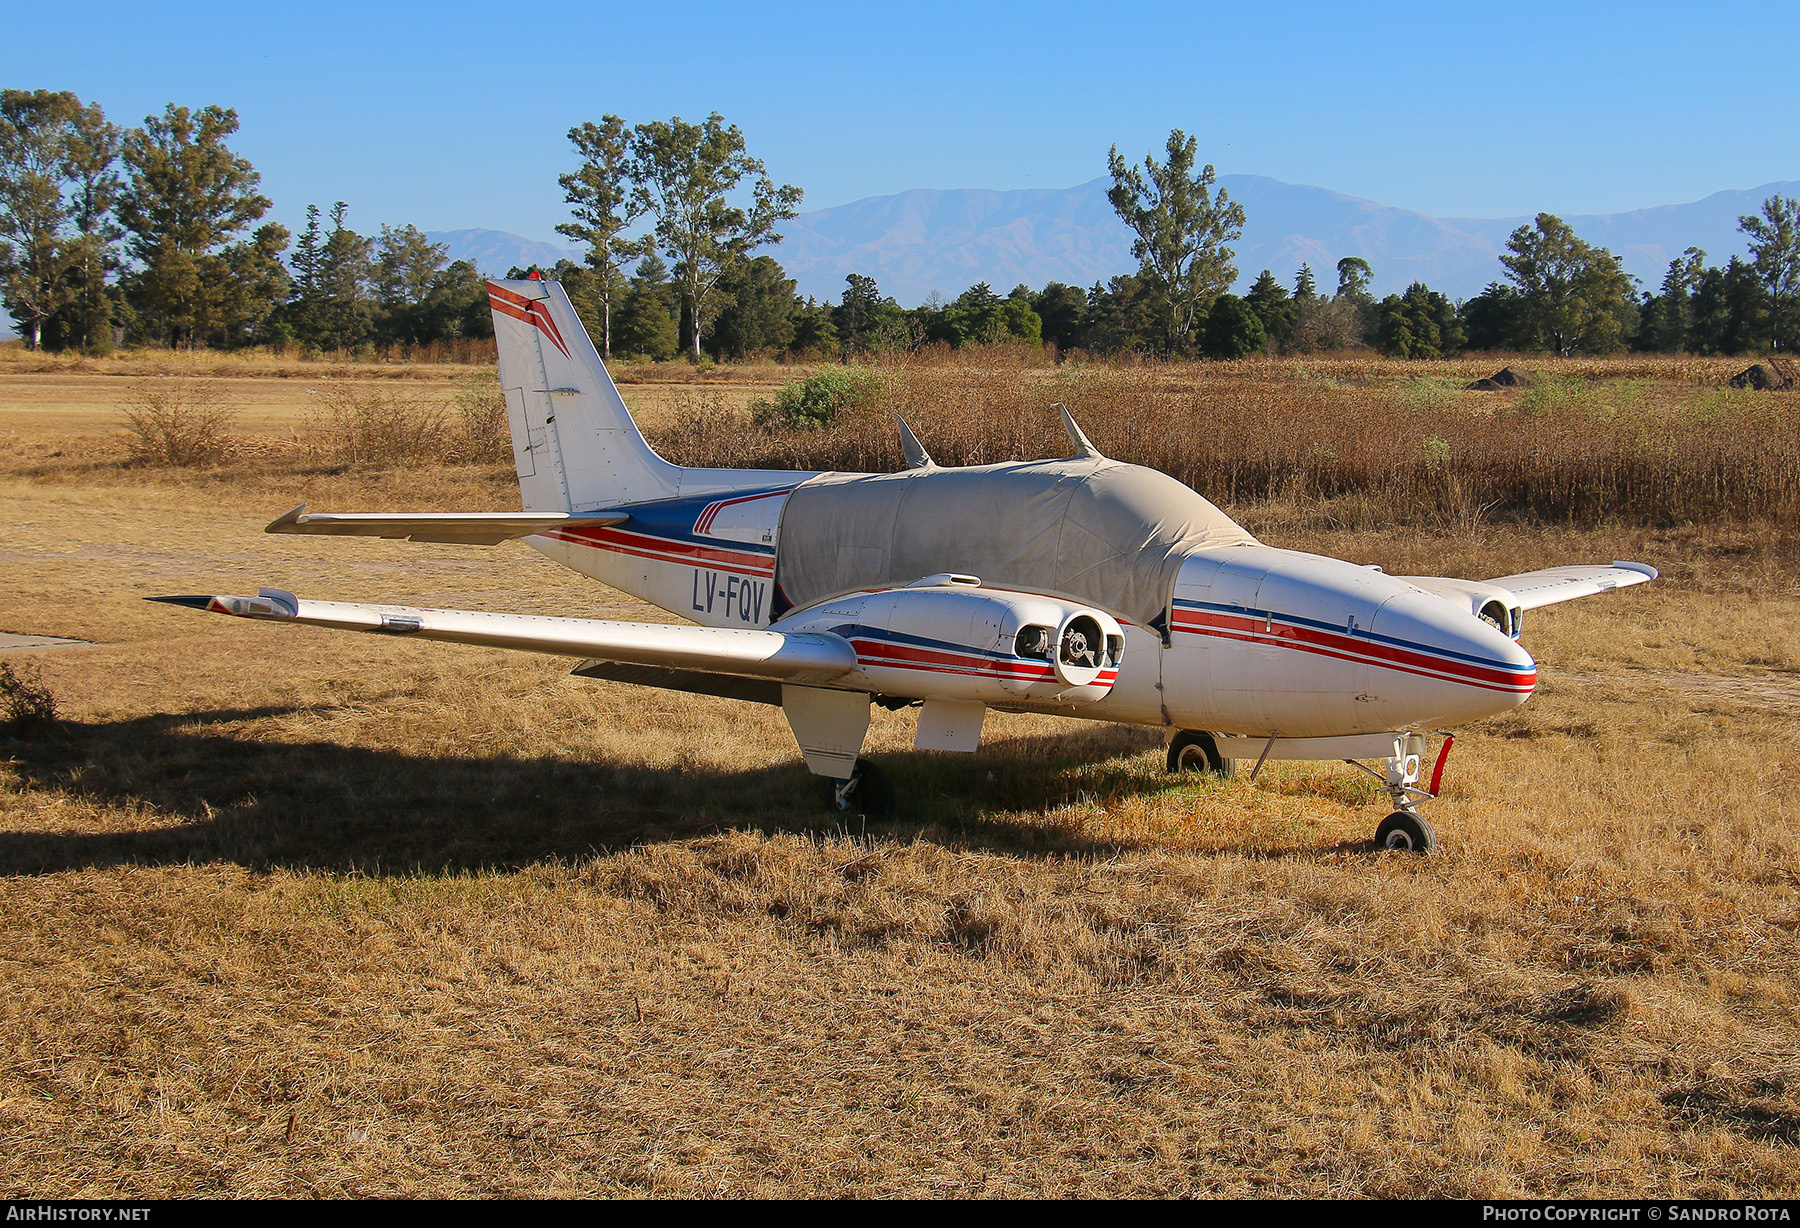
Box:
264;504;627;546
147;588;857;685
1480;561;1658;610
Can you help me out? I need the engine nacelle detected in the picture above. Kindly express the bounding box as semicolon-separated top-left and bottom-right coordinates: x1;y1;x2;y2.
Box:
1396;575;1523;639
772;580;1124;705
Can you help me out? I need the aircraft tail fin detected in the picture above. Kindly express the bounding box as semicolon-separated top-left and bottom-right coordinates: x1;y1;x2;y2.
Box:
488;277;680;512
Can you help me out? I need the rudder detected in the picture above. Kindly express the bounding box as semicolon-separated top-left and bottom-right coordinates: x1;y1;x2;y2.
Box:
489;278;681;512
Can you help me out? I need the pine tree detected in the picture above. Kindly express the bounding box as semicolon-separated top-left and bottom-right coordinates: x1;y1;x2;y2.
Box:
116;104;285;346
1244;269;1292;347
1739;196;1800;351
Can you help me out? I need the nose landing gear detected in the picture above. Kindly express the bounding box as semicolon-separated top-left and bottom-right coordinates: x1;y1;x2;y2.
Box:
1347;733;1451;854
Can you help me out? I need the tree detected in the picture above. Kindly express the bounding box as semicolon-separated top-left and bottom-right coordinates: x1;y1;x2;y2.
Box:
1244;269;1292;349
1106;129;1244;352
116;104;285;346
557;117;647;360
1498;213;1634;356
1292;263;1318;302
1335;257;1372;301
319;203;372;349
1459;282;1524;351
834;272;902;355
788;298;839;359
370;223;450;345
1081;273;1162;353
1739;195;1800;351
1287;295;1365;353
1690;256;1767;355
612;250;679;360
1376;282;1460;358
1637;247;1706;352
0;89;120;350
708;255;798;359
628;113;803;359
1199;293;1265;359
1029;281;1088;354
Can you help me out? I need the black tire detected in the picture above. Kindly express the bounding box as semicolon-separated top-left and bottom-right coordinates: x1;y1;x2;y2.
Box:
1374;810;1436;854
822;758;895;821
1167;730;1234;777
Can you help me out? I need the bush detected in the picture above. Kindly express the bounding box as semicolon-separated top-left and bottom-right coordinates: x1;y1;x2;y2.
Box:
750;366;885;429
0;662;58;740
122;381;237;466
448;375;511;464
309;385;449;466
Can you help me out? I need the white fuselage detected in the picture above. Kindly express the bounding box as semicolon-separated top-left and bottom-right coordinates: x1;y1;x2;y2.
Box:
525;484;1538;740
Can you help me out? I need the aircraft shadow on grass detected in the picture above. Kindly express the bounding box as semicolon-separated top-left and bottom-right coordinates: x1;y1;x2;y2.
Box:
0;707;1370;876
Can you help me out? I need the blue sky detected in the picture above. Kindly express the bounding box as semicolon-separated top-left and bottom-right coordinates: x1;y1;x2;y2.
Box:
4;0;1796;244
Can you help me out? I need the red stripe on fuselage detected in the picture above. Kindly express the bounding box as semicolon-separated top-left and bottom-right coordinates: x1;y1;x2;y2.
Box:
850;637;1116;686
539;525;775;578
1171;608;1535;695
694;488;790;535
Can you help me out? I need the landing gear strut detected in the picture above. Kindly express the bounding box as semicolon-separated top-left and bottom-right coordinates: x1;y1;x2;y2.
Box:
1347;734;1445;854
823;757;894;821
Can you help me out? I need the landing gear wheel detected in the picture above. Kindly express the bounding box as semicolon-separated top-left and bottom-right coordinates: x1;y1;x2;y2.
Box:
822;758;894;821
1167;731;1234;777
1374;810;1436;854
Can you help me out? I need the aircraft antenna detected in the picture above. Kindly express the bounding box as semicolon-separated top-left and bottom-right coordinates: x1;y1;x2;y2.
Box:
1055;403;1104;460
896;417;936;469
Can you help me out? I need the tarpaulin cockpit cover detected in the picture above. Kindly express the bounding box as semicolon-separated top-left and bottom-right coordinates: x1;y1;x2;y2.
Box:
774;458;1257;626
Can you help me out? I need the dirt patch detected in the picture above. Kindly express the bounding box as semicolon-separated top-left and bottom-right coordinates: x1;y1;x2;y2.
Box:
1560;668;1800;715
0;633;89;651
1727;361;1794;391
1468;366;1538;391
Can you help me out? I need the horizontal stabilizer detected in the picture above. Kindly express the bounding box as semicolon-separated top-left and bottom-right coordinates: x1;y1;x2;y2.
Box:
1482;561;1658;610
148;588;856;685
264;503;628;545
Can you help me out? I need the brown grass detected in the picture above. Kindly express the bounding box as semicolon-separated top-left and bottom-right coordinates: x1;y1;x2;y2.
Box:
654;354;1800;528
1;353;1798;1197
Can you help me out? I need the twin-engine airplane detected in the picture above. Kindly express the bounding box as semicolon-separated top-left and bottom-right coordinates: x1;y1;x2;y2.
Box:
155;277;1656;852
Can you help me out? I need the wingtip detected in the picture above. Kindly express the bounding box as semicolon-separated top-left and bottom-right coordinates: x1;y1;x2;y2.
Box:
265;503;307;534
146;595;215;609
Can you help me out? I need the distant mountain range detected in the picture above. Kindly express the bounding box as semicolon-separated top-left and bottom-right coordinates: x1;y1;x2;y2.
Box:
428;176;1800;307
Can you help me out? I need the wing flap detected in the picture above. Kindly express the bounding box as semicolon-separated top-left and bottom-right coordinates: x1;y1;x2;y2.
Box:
570;661;784;705
264;503;627;545
1481;561;1658;610
148;589;856;684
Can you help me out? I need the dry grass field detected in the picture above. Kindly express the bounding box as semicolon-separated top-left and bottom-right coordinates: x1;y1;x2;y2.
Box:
1;345;1798;1197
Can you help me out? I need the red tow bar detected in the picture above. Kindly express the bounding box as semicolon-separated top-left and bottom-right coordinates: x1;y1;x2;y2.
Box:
1428;734;1456;796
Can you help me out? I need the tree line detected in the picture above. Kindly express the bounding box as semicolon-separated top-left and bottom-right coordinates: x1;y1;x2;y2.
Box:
4;93;1796;361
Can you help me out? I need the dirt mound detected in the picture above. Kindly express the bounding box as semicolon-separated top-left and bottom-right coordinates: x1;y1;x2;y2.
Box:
1726;362;1793;390
1468;366;1538;391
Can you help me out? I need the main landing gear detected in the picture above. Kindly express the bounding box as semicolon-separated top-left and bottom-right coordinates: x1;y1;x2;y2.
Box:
823;757;894;821
1166;730;1235;777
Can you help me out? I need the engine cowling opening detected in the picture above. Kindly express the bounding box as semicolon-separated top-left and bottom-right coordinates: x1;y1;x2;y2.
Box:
1055;612;1108;687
